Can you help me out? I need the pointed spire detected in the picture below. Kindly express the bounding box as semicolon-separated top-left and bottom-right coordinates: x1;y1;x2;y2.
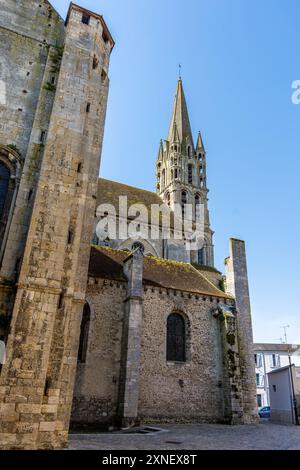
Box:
167;79;194;148
157;139;164;160
196;131;205;152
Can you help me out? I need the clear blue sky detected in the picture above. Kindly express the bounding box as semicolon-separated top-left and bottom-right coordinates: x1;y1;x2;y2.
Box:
52;0;300;345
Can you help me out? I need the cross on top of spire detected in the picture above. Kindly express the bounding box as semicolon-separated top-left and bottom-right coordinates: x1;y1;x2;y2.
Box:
178;64;182;80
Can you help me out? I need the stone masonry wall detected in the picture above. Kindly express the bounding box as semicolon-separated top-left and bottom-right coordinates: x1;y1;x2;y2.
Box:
71;279;238;427
138;288;230;423
0;4;113;449
0;0;65;279
71;281;126;428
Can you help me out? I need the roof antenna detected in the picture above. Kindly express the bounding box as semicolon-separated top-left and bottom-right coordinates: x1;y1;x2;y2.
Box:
178;63;182;80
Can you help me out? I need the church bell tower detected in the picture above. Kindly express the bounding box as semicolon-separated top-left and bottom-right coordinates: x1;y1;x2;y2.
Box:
156;78;214;267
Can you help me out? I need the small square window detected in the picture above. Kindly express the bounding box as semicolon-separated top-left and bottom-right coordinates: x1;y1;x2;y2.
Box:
102;29;109;44
82;13;90;25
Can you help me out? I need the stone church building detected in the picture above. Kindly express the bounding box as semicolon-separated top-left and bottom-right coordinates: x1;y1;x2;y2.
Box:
0;0;257;450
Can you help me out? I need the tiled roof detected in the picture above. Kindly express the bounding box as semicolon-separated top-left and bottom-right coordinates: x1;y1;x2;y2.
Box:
89;246;233;299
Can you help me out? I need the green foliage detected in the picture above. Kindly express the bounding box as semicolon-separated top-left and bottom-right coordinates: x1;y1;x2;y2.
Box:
7;143;20;154
219;278;226;292
44;82;56;92
226;333;235;346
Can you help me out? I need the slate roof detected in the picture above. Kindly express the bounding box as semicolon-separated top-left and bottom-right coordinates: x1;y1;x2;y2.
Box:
97;178;176;228
168;79;194;147
89;246;233;299
97;178;164;210
254;343;300;354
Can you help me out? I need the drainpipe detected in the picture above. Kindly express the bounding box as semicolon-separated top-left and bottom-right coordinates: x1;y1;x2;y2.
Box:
262;352;269;406
288;351;299;425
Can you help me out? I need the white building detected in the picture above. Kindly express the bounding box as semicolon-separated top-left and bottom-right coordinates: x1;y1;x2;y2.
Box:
268;365;300;424
254;343;300;407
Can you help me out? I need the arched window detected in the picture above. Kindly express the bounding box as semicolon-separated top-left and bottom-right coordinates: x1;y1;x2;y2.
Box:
174;168;178;179
188;164;193;185
166;313;186;362
78;303;91;363
0;162;11;221
187;146;191;157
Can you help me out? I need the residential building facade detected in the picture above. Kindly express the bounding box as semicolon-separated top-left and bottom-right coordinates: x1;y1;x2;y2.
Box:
254;343;300;407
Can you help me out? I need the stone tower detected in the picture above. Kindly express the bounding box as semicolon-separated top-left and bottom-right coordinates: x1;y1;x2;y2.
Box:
156;79;214;267
0;1;114;450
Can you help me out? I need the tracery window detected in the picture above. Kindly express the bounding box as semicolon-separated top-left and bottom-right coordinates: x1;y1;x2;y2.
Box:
166;313;186;362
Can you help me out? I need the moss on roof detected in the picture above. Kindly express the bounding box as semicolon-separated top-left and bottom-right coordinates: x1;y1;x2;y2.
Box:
98;178;165;210
89;246;233;299
191;263;222;275
97;178;176;228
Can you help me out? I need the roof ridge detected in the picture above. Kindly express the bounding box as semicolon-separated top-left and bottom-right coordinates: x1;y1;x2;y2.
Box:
189;264;232;298
98;178;161;197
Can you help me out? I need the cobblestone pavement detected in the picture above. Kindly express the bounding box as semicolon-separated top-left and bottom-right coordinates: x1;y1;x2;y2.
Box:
68;420;300;450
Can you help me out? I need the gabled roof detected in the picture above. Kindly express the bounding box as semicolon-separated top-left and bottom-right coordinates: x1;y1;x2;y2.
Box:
167;79;194;147
89;246;233;299
97;178;165;211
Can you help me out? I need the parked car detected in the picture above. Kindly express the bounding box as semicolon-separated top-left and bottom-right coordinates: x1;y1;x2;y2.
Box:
258;406;270;418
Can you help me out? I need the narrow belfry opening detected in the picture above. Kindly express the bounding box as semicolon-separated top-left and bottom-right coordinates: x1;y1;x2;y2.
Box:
77;162;82;173
188;164;193;184
86;103;91;113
